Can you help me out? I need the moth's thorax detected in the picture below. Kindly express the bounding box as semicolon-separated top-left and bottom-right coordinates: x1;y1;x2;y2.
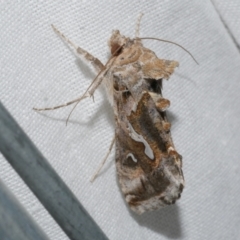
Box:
108;30;142;56
108;30;178;79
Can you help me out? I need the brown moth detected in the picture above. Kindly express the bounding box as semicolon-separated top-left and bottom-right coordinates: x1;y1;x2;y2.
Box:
34;15;188;214
109;31;184;214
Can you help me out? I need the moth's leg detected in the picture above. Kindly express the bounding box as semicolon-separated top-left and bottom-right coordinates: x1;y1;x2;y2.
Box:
33;71;105;112
33;94;89;111
90;135;115;182
51;24;105;72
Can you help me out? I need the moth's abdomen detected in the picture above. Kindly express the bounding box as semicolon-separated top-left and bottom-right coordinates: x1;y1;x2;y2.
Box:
115;92;184;214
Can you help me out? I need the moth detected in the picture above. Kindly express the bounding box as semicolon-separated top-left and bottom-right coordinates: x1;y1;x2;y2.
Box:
34;15;195;214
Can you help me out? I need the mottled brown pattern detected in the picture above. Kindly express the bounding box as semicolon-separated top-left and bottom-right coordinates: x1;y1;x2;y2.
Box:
33;24;185;215
108;31;184;214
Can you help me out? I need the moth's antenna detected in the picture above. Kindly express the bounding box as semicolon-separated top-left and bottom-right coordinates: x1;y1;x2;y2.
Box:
135;13;144;38
139;37;199;65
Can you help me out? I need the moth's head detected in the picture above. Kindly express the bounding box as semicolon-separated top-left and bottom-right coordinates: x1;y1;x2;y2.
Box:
109;30;129;56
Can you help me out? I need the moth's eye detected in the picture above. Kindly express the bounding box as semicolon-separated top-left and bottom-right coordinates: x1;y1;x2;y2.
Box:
113;81;119;91
111;43;122;56
121;90;131;101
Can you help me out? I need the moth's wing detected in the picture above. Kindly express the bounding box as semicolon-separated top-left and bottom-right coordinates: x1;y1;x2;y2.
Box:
139;48;179;80
115;92;184;214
